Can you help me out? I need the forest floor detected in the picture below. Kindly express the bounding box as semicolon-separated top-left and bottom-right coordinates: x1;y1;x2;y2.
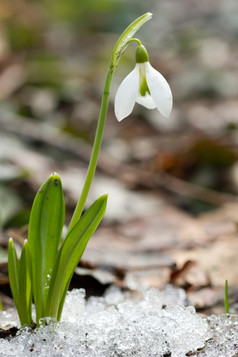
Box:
0;0;238;317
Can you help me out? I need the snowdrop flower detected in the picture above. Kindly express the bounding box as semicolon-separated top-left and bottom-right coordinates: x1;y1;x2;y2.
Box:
115;44;172;121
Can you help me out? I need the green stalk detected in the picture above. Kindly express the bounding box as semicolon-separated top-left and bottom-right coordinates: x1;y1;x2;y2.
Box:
68;12;152;232
225;279;230;314
67;70;112;232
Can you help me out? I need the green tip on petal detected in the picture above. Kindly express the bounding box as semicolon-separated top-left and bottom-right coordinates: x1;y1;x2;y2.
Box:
136;45;149;63
139;76;150;97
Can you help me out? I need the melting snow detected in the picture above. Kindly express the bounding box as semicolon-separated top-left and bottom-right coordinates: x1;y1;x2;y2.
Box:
0;286;237;356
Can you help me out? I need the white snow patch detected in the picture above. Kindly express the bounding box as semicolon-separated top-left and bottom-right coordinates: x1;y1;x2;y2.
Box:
0;286;237;356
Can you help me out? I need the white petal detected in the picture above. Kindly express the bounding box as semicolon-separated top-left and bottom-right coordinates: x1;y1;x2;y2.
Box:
146;63;173;117
136;93;156;109
114;66;139;121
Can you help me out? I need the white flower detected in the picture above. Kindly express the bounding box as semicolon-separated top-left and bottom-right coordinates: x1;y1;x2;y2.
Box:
114;45;173;121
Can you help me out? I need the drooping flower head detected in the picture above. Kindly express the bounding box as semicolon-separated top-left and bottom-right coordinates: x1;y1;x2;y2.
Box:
114;44;173;121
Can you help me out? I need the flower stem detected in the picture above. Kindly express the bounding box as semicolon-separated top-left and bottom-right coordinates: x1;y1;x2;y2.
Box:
127;38;142;46
67;66;113;232
67;13;152;232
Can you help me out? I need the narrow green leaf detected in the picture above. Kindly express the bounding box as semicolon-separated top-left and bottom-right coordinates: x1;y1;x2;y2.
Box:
19;240;32;325
46;194;107;319
28;173;65;322
112;12;152;68
225;279;230;314
8;238;32;326
8;238;20;307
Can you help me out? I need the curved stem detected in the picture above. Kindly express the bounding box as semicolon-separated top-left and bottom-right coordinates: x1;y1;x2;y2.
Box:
67;66;113;232
127;38;142;46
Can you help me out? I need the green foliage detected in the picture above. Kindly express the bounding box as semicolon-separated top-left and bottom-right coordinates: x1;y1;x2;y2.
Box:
8;174;107;325
111;12;152;69
224;279;230;314
28;173;65;323
46;193;107;320
8;239;32;326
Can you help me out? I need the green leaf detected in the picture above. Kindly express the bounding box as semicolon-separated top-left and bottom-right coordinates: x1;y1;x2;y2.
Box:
8;238;20;310
28;173;65;323
46;194;107;319
225;279;230;314
112;12;152;68
19;240;32;325
8;238;32;325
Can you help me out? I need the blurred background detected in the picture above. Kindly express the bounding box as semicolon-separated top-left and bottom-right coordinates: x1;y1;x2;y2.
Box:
0;0;238;314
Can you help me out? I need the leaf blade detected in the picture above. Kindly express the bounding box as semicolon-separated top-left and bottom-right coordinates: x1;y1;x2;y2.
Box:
112;12;152;68
8;238;31;325
28;173;65;322
19;240;32;325
8;238;20;308
46;194;107;319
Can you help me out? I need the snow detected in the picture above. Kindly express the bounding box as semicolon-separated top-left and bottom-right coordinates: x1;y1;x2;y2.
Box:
0;286;237;357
